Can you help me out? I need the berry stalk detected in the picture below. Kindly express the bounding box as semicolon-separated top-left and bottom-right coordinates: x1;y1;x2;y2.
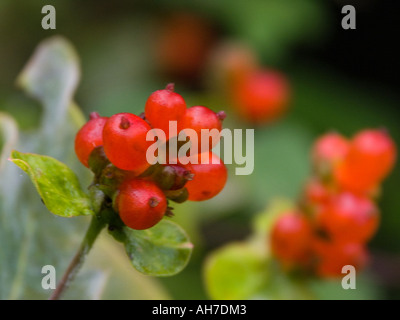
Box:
48;215;106;300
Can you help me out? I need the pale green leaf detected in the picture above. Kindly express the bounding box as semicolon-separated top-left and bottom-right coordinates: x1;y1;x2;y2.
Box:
10;150;93;217
204;243;267;300
123;220;193;276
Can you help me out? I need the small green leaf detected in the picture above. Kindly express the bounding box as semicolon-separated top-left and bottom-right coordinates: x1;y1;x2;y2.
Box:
123;220;193;276
9;150;93;217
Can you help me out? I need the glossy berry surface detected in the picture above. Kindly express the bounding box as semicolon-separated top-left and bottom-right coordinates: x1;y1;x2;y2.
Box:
145;84;187;141
270;212;312;263
182;151;227;201
232;70;289;124
74;112;108;167
335;129;396;193
319;192;379;243
103;113;152;174
116;179;167;230
179;106;225;153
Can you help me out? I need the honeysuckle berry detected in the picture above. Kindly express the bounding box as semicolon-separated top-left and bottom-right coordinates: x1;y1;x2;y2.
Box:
318;192;379;244
145;83;187;141
335;129;397;194
313;239;368;278
179;105;225;153
312;132;349;178
74;112;108;167
102;113;152;174
303;178;331;206
232;70;289;124
182;151;227;201
270;212;313;265
116;179;167;230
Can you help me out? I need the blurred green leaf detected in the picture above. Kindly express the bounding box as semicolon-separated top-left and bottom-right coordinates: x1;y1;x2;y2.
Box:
124;220;193;276
204;243;267;300
10;151;93;217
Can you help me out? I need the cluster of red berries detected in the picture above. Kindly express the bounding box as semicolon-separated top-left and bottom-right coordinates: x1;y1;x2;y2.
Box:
74;84;228;230
271;129;396;277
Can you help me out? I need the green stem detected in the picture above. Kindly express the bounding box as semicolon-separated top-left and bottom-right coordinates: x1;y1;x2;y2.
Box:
49;215;106;300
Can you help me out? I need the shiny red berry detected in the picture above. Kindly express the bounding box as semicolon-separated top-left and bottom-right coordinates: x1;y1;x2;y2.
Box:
182;151;227;201
102;113;152;174
232;70;289;124
116;179;167;230
335;129;397;193
145;84;187;141
319;192;379;243
271;212;312;264
179;106;225;153
74;112;108;167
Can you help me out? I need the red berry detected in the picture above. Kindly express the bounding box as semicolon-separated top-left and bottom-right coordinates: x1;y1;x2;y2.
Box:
179;106;225;153
156;12;215;80
335;129;397;193
304;178;331;205
102;113;152;174
319;192;379;243
232;70;289;124
116;179;167;230
145;84;187;141
74;112;108;167
182;151;227;201
271;212;312;264
312;132;349;165
313;239;368;278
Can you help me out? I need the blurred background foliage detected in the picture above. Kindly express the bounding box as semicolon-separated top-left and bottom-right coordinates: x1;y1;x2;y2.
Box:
0;0;399;299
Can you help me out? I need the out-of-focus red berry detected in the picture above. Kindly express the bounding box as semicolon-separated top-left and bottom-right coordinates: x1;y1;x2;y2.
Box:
313;239;368;278
156;12;215;81
304;178;331;205
211;42;258;88
312;132;349;166
74;112;108;167
318;192;379;243
271;212;313;264
232;70;290;124
335;129;397;194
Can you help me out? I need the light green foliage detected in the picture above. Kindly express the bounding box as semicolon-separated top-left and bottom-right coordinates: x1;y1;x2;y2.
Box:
10;151;93;217
124;220;193;276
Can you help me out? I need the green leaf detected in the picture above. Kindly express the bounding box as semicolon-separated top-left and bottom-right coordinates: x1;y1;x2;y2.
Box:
123;220;193;276
9;150;93;217
204;243;267;300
